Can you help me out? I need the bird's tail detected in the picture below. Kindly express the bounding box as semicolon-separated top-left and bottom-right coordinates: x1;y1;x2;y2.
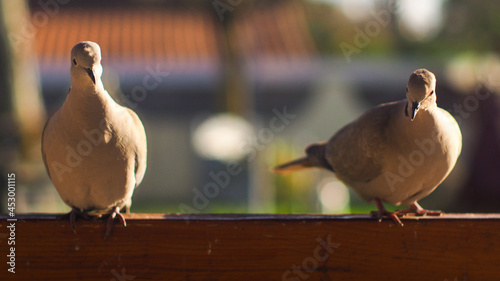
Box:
273;142;333;174
273;157;312;174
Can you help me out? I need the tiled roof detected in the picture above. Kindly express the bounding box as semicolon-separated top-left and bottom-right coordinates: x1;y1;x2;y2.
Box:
31;1;318;113
33;6;223;67
32;1;315;66
231;1;316;59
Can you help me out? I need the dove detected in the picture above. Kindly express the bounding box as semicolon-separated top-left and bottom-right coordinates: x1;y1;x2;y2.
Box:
42;41;147;239
274;69;462;226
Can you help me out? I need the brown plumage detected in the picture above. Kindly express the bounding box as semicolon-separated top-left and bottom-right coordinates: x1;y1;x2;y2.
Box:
275;69;462;225
42;42;147;239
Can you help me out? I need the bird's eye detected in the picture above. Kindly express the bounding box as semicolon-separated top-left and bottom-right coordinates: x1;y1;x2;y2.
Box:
73;59;77;65
406;87;408;92
429;90;434;95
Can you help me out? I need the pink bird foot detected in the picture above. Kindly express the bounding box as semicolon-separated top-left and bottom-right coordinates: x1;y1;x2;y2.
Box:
104;206;127;240
396;202;442;217
373;198;404;227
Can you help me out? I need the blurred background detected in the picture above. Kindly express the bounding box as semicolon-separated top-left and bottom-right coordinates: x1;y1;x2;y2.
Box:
0;0;499;215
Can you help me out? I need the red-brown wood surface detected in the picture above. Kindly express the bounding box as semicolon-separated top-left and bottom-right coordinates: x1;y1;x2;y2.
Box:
0;213;499;280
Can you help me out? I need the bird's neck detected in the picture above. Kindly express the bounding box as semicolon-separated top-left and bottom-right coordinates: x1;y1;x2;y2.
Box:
422;97;437;110
405;103;439;130
64;81;115;126
70;77;105;93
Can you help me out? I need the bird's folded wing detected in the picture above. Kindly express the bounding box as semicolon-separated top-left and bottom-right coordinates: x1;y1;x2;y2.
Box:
124;107;147;186
326;102;397;183
438;108;463;155
41;118;53;181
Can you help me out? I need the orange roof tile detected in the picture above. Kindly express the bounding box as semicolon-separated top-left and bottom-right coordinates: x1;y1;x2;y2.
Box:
33;6;223;67
231;1;316;59
31;1;316;76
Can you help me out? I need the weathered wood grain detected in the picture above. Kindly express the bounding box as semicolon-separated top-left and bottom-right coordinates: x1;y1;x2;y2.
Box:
0;214;499;280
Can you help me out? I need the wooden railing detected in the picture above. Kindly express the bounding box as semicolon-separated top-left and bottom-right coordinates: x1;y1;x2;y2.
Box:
1;213;499;280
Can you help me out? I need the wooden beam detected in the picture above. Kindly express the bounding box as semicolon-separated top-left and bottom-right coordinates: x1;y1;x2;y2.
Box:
1;214;499;280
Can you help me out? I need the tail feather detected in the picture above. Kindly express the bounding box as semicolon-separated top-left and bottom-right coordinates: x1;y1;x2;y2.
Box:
273;142;334;174
273;157;311;174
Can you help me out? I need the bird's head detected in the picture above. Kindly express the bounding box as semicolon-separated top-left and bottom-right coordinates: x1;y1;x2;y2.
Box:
70;41;103;88
405;68;437;121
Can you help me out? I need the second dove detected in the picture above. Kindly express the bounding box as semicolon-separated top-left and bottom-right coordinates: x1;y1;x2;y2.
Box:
274;68;462;226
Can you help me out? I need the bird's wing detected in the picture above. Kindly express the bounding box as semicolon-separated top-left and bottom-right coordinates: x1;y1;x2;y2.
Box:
41;115;54;181
326;101;401;183
124;107;147;187
439;108;462;154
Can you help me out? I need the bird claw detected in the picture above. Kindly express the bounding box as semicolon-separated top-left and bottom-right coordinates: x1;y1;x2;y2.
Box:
70;210;77;234
67;208;92;234
373;198;404;227
395;202;442;217
65;207;127;239
385;212;404;227
104;207;127;240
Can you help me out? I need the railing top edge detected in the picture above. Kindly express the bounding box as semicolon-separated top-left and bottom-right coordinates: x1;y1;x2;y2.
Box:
1;213;500;221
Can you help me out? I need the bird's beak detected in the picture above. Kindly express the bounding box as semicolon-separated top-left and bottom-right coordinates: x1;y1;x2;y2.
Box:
85;67;96;84
410;101;420;121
